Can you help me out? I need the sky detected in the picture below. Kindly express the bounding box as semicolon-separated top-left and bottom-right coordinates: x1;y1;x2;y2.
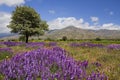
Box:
0;0;120;33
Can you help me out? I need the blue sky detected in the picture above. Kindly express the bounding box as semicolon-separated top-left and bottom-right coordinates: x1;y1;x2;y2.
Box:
0;0;120;33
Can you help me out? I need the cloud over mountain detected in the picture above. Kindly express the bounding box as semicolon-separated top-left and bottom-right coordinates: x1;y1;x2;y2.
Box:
48;17;86;29
48;17;120;30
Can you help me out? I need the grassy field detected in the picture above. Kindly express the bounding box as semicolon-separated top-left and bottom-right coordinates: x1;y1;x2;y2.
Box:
58;41;120;80
0;40;120;80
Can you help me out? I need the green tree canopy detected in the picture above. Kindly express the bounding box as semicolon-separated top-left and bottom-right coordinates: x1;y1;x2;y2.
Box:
7;6;48;43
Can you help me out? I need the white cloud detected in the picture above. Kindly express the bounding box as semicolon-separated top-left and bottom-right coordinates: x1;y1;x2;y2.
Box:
109;11;114;15
90;16;99;22
48;17;98;30
48;10;55;14
0;0;25;6
102;23;113;27
101;23;120;30
48;17;120;30
0;12;11;33
48;17;86;29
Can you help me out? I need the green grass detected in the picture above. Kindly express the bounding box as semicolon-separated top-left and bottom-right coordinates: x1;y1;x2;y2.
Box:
58;41;120;79
0;51;13;60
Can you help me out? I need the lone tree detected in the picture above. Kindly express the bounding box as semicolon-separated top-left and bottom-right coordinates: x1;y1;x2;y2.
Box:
7;6;48;43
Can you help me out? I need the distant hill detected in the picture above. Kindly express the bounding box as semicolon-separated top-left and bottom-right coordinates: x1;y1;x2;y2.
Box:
1;26;120;40
0;33;18;39
39;26;120;39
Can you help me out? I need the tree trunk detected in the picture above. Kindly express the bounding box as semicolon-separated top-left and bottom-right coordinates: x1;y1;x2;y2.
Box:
25;34;29;43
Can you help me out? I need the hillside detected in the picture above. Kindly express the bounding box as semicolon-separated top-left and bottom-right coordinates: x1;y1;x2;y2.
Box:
1;26;120;40
40;26;120;39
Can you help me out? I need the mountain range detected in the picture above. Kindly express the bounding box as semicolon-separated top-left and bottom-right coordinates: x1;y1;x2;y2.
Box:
0;33;16;38
0;26;120;40
40;26;120;39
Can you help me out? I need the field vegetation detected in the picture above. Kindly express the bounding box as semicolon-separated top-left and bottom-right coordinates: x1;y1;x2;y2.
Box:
0;39;120;80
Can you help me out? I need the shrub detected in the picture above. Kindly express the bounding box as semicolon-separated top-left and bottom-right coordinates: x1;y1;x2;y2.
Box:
95;37;101;41
62;36;67;41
